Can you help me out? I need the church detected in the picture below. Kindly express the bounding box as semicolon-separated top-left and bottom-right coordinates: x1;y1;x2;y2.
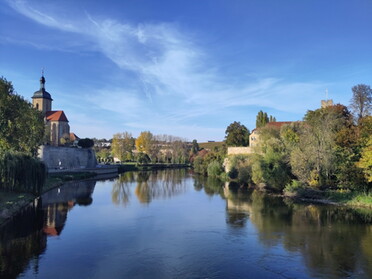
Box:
32;74;75;146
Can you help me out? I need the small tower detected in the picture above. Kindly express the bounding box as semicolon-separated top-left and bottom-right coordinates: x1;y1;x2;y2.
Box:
32;74;53;115
321;89;333;108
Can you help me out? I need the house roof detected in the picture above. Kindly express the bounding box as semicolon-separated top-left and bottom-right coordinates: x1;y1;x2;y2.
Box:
266;121;293;128
45;110;69;122
70;133;80;141
251;121;294;134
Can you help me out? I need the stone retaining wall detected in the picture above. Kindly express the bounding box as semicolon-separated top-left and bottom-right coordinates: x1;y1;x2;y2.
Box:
38;145;97;170
227;147;252;155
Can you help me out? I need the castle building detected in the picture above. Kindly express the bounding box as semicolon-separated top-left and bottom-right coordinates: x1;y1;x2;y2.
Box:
32;75;70;146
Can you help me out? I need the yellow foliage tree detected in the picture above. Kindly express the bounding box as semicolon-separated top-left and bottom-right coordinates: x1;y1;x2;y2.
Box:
135;131;153;154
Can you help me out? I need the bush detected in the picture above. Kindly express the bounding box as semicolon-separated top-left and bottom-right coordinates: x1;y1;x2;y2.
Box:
237;166;252;184
0;151;46;194
228;167;238;179
137;152;150;164
207;160;223;177
78;138;94;148
284;180;306;194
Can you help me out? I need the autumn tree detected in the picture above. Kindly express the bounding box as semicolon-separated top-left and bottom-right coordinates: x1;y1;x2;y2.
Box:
135;131;154;161
112;132;135;161
0;77;44;155
350;84;372;121
225;121;250;147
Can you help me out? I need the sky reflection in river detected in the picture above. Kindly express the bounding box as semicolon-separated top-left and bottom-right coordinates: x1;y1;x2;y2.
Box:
0;169;371;279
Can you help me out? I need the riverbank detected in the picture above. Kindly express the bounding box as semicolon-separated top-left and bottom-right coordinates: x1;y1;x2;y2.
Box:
0;171;97;225
0;163;190;226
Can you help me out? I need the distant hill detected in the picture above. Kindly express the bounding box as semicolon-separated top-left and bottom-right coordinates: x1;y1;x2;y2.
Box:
199;141;224;150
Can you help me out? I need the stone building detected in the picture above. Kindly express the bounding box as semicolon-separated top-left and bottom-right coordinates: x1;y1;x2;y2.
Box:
32;75;70;146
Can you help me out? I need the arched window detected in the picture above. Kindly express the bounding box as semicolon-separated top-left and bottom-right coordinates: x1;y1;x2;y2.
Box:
36;103;39;110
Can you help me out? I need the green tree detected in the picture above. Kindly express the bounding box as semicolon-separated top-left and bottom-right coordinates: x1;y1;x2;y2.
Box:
112;132;135;161
225;121;250;147
256;110;276;128
357;135;372;183
290;105;352;187
191;139;199;155
0;77;44;155
256;110;269;128
77;138;94;148
350;84;372;121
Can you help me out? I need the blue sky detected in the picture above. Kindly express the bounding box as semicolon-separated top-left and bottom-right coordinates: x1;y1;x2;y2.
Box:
1;0;371;142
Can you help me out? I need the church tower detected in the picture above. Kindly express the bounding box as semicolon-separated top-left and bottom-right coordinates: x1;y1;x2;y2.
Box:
32;74;53;115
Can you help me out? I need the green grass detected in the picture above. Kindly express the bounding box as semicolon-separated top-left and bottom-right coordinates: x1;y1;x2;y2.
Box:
348;192;372;208
325;190;372;208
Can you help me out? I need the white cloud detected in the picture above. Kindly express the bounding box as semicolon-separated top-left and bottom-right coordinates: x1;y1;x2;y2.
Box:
6;0;328;139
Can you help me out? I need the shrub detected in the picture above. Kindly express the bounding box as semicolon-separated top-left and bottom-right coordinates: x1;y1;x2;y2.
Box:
78;138;94;148
137;152;150;164
207;160;223;177
237;165;252;184
228;167;238;179
284;180;306;194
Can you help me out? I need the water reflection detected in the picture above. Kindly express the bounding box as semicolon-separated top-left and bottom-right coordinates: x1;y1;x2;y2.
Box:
216;180;372;278
0;171;371;279
112;169;188;205
0;180;96;278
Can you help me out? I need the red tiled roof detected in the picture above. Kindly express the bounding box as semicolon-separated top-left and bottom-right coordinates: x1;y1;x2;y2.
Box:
43;226;59;236
266;121;293;128
45;110;69;122
70;133;80;141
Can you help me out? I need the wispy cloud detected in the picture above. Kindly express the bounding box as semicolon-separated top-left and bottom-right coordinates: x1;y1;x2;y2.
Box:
6;0;327;139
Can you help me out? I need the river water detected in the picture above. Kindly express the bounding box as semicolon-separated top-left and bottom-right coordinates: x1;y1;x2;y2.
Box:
0;169;371;279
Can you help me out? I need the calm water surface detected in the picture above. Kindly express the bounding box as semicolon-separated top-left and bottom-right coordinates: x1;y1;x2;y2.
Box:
1;169;371;279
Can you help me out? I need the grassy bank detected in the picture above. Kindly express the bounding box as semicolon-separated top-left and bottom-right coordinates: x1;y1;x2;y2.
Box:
325;190;372;208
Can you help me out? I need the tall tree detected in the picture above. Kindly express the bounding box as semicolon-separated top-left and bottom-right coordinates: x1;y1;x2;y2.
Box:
112;132;135;161
256;110;268;128
225;121;250;147
135;131;154;154
256;110;276;128
191;139;199;155
290;105;352;187
350;84;372;121
0;77;44;155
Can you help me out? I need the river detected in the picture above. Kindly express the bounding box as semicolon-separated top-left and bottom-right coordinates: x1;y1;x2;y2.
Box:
0;169;371;278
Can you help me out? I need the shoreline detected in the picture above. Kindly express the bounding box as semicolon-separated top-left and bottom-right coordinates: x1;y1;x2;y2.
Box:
0;164;190;226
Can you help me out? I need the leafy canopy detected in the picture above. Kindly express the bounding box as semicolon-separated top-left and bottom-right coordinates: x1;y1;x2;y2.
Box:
0;77;44;155
225;121;250;147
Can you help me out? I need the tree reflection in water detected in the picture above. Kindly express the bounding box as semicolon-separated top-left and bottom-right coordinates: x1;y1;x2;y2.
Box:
213;179;372;278
111;169;189;205
0;180;96;278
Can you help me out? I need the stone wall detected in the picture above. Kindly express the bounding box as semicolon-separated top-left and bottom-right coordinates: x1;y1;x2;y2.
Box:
38;145;97;170
227;147;252;155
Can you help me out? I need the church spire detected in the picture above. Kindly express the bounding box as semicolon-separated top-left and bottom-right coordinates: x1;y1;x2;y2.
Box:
40;68;45;90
